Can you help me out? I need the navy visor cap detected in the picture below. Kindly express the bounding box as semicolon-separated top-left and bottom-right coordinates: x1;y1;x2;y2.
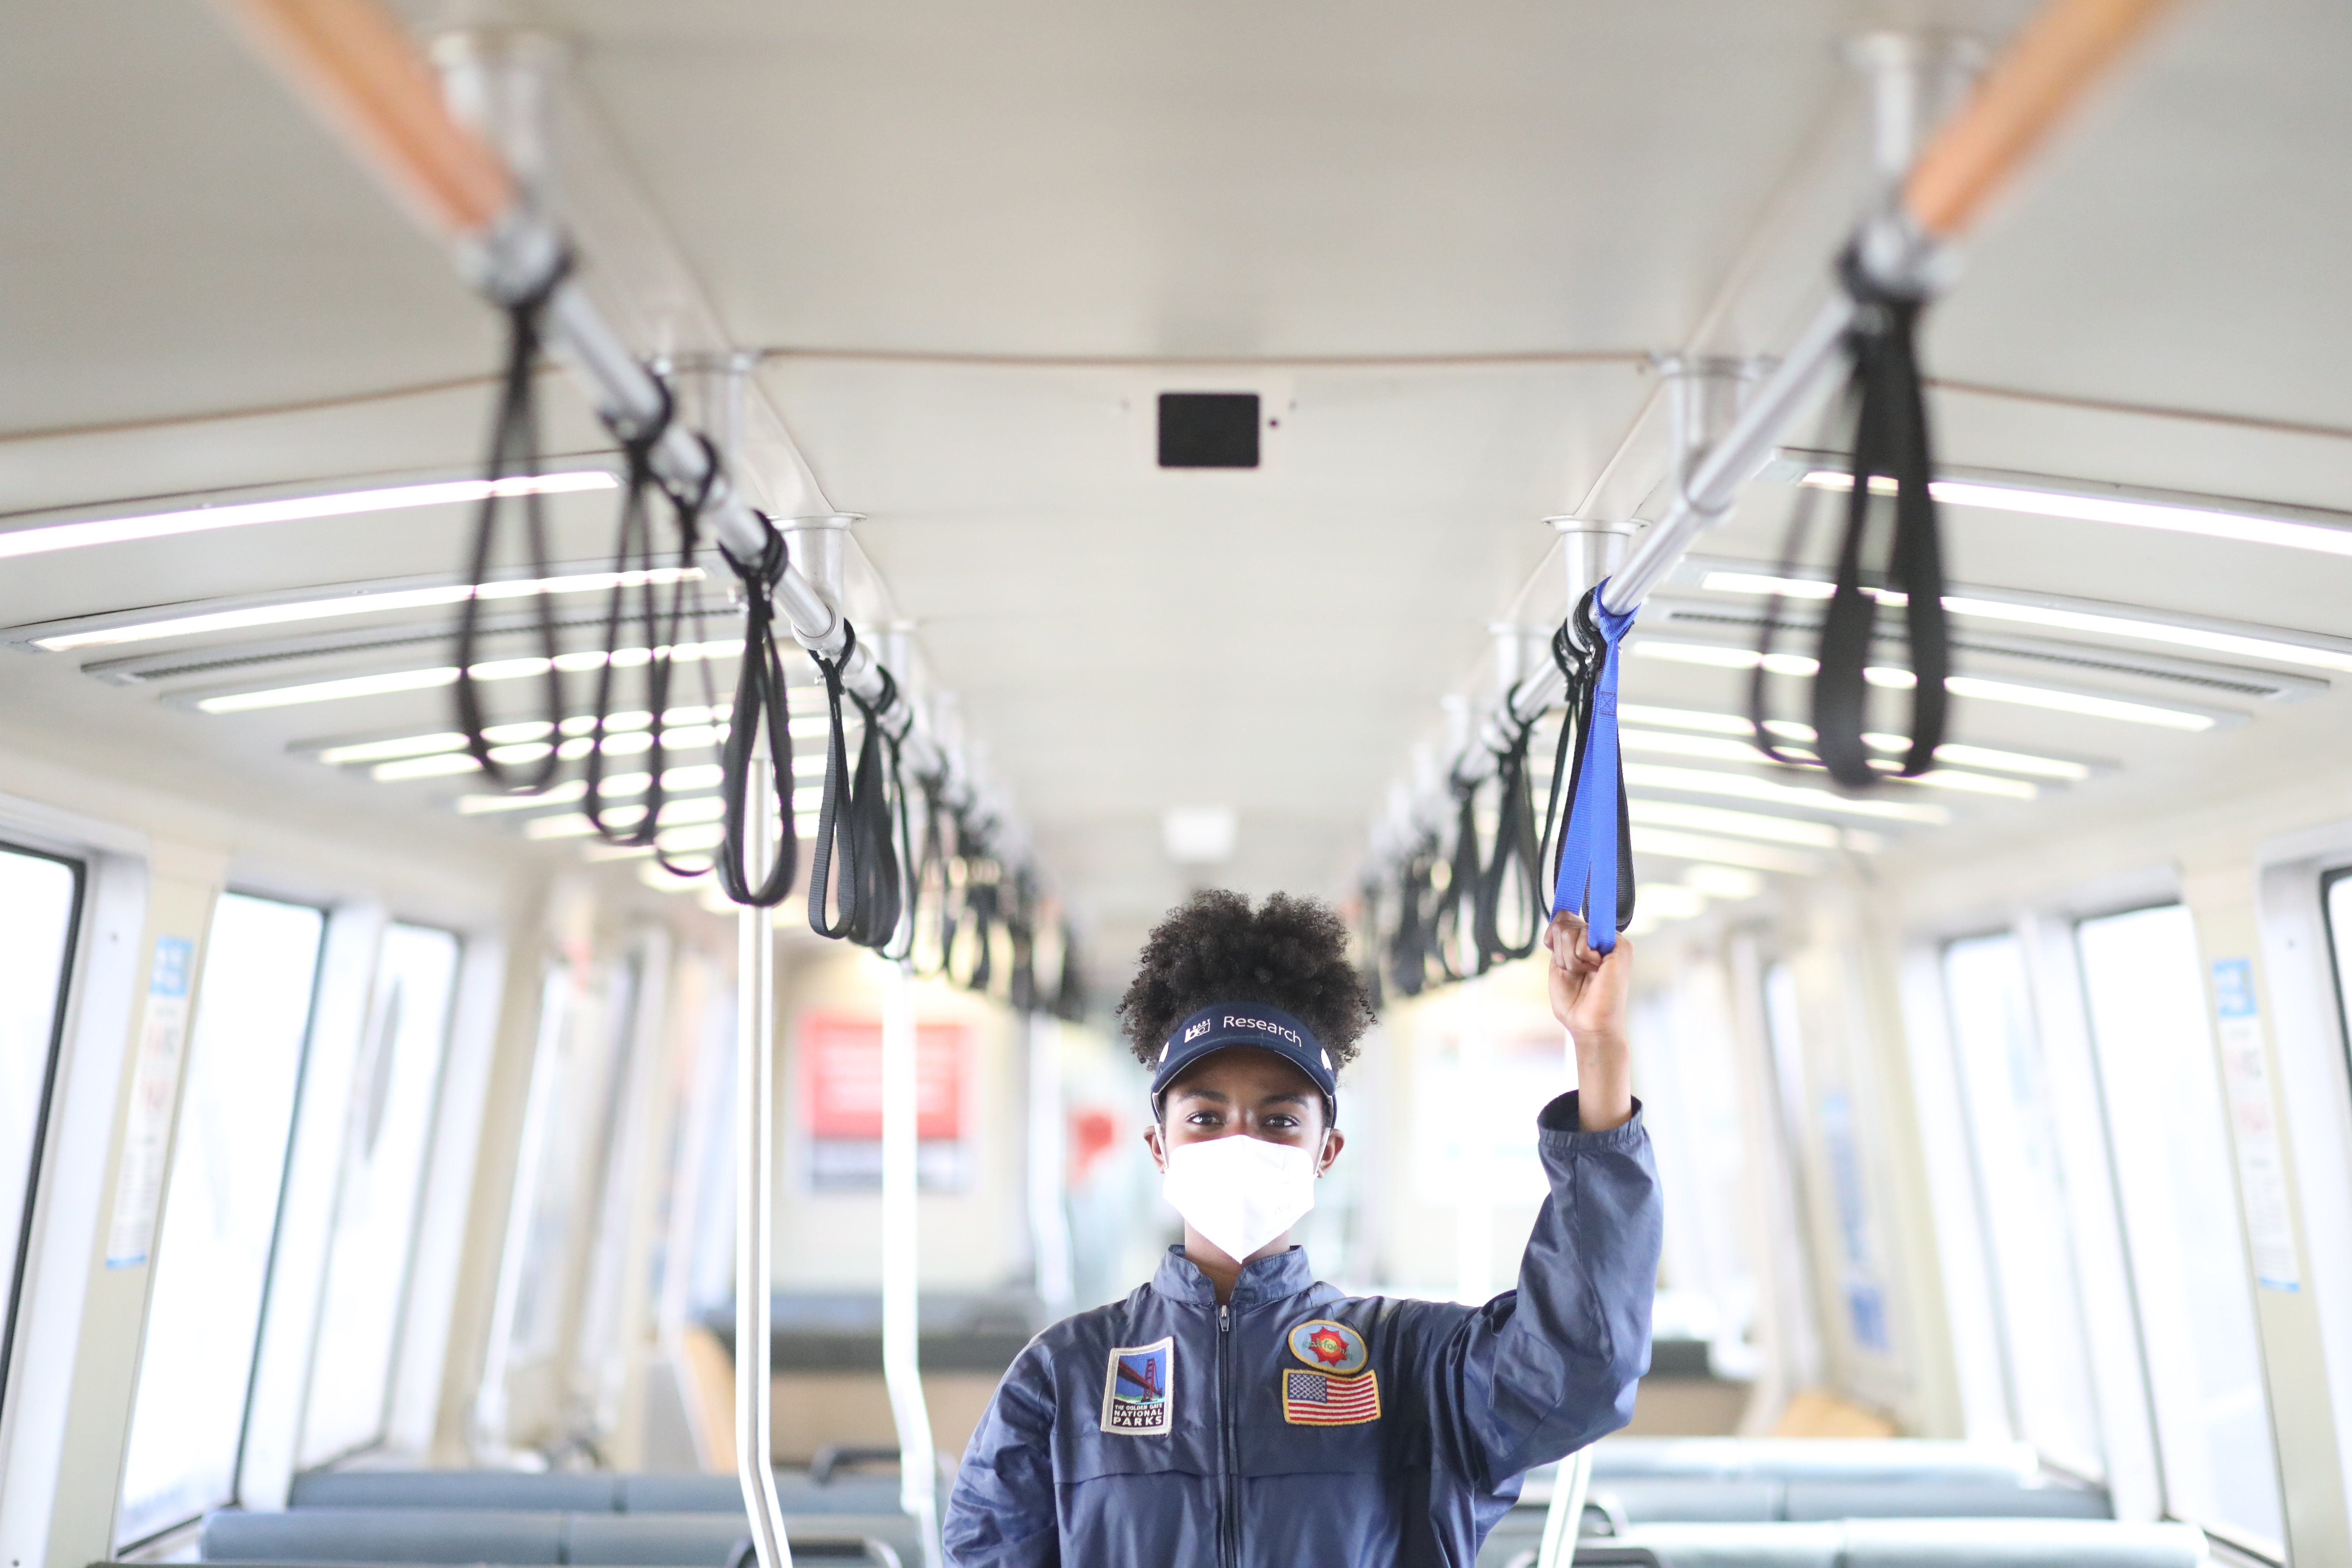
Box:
1151;1003;1338;1122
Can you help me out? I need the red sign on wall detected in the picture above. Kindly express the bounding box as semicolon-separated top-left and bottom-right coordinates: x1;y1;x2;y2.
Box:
797;1011;967;1141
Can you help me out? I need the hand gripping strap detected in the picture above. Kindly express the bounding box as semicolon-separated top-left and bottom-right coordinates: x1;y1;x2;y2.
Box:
1548;584;1638;952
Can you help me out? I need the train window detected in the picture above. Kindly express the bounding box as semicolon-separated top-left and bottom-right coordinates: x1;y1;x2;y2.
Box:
2075;905;2284;1549
2321;871;2352;1061
297;924;462;1465
117;893;327;1545
1939;933;2104;1476
0;844;83;1415
506;956;642;1373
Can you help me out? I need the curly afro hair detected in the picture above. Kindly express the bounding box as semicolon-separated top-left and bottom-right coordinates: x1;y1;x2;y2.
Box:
1115;890;1376;1072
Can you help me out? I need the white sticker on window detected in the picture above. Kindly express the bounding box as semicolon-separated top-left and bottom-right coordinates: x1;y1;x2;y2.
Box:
106;936;194;1269
2212;959;2300;1292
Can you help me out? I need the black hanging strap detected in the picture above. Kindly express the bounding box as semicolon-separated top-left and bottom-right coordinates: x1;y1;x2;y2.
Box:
843;670;906;950
1809;245;1951;787
1430;775;1481;981
454;251;573;794
805;623;865;941
1050;924;1088;1023
908;774;958;977
714;522;799;908
1387;840;1437;1000
1474;713;1546;967
581;379;677;846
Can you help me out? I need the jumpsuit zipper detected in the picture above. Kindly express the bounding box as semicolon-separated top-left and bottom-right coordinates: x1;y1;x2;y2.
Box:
1218;1301;1237;1568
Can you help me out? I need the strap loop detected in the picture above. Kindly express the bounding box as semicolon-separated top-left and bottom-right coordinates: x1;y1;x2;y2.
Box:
714;521;799;907
1811;242;1951;786
453;248;575;795
1548;584;1638;951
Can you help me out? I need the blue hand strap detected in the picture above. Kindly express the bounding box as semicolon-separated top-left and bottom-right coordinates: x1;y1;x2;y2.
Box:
1550;583;1639;952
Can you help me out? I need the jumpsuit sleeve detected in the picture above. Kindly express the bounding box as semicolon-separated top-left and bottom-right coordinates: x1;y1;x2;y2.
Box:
941;1338;1061;1567
1423;1090;1662;1490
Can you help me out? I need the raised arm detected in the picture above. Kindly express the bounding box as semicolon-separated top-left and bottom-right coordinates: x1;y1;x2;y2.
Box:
1421;913;1662;1488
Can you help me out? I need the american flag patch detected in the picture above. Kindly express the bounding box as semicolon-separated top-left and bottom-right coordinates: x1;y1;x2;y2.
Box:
1280;1368;1380;1425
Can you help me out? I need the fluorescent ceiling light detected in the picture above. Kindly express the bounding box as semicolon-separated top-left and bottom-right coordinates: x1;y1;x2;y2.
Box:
1633;883;1708;922
1621;727;2034;799
522;793;728;841
1627;797;1860;849
319;731;468;765
1946;674;2211;730
0;471;614;563
459;780;586;814
199;666;461;713
1630;826;1820;876
1623;702;2087;779
1701;569;2352;674
1682;864;1765;900
1619;703;1800;739
1634;640;1823;677
1624;762;1951;824
1801;468;2352;559
195;638;738;713
1620;728;1762;764
29;564;700;653
457;767;729;816
1630;638;2214;731
1864;734;2089;780
373;752;488;782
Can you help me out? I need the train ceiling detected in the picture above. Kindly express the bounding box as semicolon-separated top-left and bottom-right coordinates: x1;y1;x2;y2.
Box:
4;0;2350;961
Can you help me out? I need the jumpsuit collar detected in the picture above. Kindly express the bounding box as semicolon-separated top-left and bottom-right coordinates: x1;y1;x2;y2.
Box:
1149;1243;1317;1308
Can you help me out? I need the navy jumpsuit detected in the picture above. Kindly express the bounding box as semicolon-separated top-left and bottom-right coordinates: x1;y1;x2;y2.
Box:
943;1091;1663;1566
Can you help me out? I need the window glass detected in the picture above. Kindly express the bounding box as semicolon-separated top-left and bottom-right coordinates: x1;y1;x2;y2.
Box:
2321;871;2352;1085
509;957;638;1365
118;893;326;1544
1635;969;1757;1369
1765;964;1890;1360
0;845;83;1408
298;924;462;1465
2076;904;2283;1548
1941;933;2104;1476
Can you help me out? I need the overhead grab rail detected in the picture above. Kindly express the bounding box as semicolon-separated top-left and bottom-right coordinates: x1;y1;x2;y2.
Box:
1372;0;2179;968
208;9;1073;1568
214;0;976;848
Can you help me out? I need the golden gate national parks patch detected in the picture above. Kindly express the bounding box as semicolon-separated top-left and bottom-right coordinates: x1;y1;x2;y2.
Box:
1101;1338;1174;1436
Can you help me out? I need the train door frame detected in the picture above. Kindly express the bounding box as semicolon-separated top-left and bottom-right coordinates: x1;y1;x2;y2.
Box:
2247;821;2352;1549
0;795;210;1568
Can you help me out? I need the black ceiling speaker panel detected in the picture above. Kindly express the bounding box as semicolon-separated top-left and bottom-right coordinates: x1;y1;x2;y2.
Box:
1157;392;1261;469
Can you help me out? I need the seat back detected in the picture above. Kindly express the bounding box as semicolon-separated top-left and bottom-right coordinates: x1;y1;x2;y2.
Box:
1589;1438;2038;1484
288;1471;623;1512
200;1506;566;1564
1784;1481;2110;1522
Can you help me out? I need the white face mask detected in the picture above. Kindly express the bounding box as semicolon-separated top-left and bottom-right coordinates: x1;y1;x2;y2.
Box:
1162;1134;1318;1264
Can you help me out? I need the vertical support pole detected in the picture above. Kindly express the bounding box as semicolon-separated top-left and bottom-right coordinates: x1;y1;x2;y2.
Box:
1454;973;1496;1307
734;748;790;1568
880;958;942;1568
1535;1446;1595;1568
1027;1009;1076;1317
1534;516;1637;1508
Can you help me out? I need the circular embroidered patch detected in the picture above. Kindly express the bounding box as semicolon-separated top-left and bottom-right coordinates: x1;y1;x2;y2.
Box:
1286;1318;1368;1376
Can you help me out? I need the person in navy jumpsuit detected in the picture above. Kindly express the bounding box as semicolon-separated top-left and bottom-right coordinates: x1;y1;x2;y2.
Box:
944;892;1663;1567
